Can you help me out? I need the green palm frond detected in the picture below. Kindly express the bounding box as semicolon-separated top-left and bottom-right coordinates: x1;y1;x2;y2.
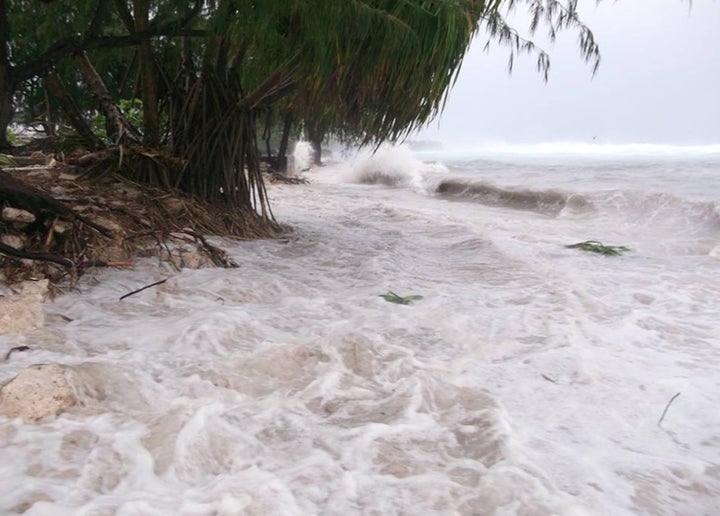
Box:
380;291;424;305
566;241;630;256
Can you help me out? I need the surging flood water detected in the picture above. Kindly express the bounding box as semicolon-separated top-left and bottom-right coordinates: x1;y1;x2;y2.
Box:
2;145;720;515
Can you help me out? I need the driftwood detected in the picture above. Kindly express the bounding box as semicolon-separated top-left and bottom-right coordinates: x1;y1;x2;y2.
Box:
0;240;131;271
119;279;168;301
2;144;268;286
658;392;681;427
0;170;111;237
5;346;31;360
0;241;73;267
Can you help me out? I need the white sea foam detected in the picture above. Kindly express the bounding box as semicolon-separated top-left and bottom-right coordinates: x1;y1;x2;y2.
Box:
2;146;720;514
344;145;447;194
291;141;314;173
416;141;720;160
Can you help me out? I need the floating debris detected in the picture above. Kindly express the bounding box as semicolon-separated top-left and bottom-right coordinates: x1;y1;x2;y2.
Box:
565;240;630;256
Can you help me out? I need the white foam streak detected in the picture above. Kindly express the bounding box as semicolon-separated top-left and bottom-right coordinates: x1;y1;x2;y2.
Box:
418;141;720;160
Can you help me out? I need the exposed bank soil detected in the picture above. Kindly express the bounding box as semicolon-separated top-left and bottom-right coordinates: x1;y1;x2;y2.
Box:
1;142;289;289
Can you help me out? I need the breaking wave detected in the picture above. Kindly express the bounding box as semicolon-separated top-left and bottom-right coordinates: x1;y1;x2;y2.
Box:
434;179;720;231
344;146;720;233
346;146;448;192
435;179;589;215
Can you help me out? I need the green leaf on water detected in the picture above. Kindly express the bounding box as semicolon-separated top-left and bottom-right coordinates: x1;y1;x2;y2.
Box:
565;240;630;256
380;291;424;305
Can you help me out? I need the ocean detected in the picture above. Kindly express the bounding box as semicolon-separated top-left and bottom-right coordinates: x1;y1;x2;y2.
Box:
1;143;719;514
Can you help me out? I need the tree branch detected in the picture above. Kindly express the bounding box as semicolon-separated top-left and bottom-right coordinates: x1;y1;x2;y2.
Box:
0;241;73;268
13;18;205;85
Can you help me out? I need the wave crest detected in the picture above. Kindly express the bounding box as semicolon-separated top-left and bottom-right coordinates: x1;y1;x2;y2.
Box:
348;146;448;191
436;179;588;215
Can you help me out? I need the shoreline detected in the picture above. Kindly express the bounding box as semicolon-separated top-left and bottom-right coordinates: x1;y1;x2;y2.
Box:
1;148;295;291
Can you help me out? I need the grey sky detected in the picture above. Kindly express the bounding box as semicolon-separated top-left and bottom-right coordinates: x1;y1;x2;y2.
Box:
415;0;720;146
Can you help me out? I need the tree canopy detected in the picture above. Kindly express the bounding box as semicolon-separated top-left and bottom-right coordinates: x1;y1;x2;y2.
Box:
0;0;600;221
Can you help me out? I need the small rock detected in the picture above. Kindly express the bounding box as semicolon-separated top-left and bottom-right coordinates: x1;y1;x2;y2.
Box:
94;243;128;263
89;215;124;236
179;249;208;269
11;279;50;300
52;220;72;235
0;364;77;422
2;207;36;225
0;234;26;250
0;297;43;334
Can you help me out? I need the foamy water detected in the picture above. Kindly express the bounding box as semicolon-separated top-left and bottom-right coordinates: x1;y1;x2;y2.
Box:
2;144;720;515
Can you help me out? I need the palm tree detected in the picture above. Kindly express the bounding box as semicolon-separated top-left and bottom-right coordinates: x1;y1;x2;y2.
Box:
163;0;504;211
2;0;600;225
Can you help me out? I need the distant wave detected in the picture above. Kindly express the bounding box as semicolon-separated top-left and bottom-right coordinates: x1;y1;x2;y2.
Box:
588;190;720;232
416;142;720;160
434;178;720;231
345;145;720;232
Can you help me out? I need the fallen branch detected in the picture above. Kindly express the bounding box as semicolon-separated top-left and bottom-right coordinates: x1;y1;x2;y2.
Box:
5;346;31;360
179;229;238;268
77;260;133;271
0;241;73;268
0;170;112;237
380;291;423;305
119;279;168;301
658;392;681;427
565;240;630;256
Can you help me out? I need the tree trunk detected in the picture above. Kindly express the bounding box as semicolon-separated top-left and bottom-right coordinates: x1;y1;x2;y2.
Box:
307;124;324;166
133;0;160;147
0;0;13;150
0;82;12;150
75;51;142;145
44;74;103;149
277;111;293;172
263;109;272;157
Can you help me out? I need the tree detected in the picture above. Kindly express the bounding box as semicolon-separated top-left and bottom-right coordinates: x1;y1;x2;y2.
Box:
0;0;203;148
2;0;600;223
289;0;599;158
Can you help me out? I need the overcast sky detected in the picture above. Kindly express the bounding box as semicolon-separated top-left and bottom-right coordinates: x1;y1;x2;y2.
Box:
414;0;720;146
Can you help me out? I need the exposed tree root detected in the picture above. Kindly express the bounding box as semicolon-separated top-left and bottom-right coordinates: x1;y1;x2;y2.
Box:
1;151;287;287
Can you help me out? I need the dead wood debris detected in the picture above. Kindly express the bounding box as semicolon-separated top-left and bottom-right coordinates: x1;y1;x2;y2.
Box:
266;172;309;184
658;392;681;427
1;149;287;287
119;279;168;301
